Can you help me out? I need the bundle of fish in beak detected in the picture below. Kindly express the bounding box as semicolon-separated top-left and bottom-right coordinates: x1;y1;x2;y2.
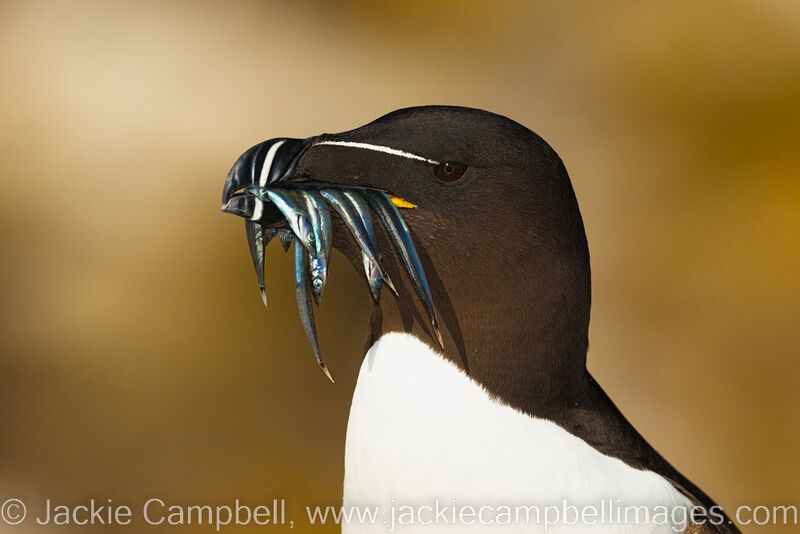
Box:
221;139;441;382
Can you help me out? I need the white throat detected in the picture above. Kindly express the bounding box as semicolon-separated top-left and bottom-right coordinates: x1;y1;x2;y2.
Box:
343;332;691;533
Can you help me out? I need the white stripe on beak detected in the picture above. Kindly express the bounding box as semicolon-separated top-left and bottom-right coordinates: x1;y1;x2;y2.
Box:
251;199;264;221
259;140;286;187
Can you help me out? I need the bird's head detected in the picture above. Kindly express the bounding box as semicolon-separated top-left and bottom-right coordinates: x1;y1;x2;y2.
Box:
222;106;590;401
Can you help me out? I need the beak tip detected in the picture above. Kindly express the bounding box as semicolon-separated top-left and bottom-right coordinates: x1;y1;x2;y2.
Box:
221;196;256;219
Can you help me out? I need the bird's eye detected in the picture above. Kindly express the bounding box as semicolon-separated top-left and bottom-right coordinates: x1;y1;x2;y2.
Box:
434;162;467;182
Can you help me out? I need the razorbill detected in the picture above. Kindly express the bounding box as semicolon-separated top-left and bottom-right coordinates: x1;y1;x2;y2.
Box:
221;106;740;533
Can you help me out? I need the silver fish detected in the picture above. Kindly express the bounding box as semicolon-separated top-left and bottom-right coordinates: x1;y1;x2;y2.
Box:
343;191;386;302
301;191;332;305
294;239;334;382
246;187;317;257
245;220;276;307
366;191;443;348
320;189;395;294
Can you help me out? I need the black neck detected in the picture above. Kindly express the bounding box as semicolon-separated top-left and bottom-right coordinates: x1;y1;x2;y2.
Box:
337;223;592;418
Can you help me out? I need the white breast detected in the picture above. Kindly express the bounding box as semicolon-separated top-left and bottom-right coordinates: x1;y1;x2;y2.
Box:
343;333;691;533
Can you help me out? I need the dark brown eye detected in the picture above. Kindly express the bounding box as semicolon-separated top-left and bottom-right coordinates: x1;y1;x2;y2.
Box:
434;161;467;182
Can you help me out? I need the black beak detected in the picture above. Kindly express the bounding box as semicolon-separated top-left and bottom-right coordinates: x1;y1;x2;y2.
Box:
221;137;311;221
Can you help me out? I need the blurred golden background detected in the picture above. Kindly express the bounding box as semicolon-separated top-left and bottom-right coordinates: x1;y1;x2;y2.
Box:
1;1;798;532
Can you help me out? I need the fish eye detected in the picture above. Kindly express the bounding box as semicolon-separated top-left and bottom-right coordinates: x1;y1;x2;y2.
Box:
312;278;323;290
434;162;467;182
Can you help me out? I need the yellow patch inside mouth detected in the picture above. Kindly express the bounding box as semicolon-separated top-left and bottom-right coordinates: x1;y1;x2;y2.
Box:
388;195;416;209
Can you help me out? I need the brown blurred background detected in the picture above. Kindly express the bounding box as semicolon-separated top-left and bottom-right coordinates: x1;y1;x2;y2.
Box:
1;1;798;532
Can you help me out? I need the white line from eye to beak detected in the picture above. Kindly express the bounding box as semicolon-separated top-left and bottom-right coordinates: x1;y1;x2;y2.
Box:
259;140;285;187
315;140;439;165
